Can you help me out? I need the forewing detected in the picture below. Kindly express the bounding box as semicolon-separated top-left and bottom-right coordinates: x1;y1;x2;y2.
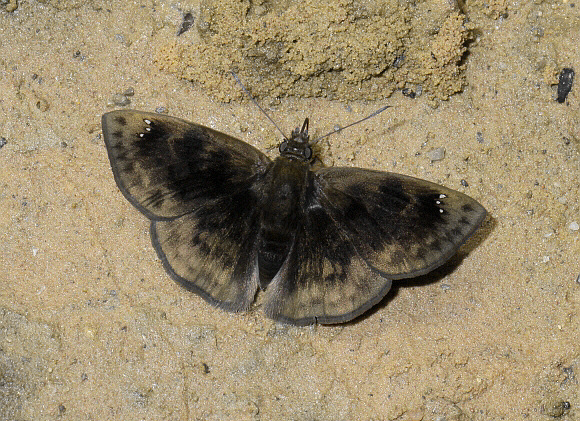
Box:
102;110;270;220
315;168;487;278
102;110;269;311
263;202;393;325
151;190;261;312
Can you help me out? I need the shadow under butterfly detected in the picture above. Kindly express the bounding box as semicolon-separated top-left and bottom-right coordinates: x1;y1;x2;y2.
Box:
102;110;486;325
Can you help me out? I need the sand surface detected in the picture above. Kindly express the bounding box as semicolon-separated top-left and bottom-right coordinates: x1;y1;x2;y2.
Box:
1;1;579;420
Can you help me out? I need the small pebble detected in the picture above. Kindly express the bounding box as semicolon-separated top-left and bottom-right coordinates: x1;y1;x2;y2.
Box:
557;68;574;103
0;137;6;148
123;87;135;96
569;221;579;231
402;85;422;99
530;27;544;39
543;399;571;417
36;98;50;112
6;0;18;12
177;12;195;36
155;106;168;114
202;362;210;374
476;131;484;143
392;54;405;68
114;34;128;45
460;179;469;187
112;94;131;106
426;147;445;162
562;366;574;383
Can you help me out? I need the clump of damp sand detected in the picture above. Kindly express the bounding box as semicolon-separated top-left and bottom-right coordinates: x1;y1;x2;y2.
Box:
155;0;472;102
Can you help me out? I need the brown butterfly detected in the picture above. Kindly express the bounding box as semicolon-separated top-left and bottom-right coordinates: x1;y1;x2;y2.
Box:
102;110;486;325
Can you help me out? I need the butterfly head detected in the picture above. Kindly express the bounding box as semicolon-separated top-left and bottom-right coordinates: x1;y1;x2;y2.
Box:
279;118;313;162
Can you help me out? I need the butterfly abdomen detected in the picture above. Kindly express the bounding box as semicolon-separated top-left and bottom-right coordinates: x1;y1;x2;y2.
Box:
258;228;294;288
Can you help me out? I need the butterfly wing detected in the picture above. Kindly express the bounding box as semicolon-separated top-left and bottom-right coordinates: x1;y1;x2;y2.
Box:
263;167;486;325
102;110;270;220
316;168;487;278
102;110;271;311
150;194;261;312
262;201;393;325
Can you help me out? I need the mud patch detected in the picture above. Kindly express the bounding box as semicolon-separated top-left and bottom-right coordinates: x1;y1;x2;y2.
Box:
155;0;471;102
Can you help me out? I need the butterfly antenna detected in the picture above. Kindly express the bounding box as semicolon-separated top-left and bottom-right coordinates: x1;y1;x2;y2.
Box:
310;105;392;144
231;71;289;140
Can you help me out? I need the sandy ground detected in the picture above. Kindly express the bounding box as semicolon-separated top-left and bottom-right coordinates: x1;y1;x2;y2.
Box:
1;1;579;420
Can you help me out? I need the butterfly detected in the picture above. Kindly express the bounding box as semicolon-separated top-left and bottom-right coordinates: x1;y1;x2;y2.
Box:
102;110;486;325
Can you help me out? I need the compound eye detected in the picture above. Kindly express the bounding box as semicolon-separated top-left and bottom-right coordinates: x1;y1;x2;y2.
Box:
303;147;312;159
279;141;288;153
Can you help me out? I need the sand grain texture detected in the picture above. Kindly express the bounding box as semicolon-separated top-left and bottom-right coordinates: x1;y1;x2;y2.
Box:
1;0;579;419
